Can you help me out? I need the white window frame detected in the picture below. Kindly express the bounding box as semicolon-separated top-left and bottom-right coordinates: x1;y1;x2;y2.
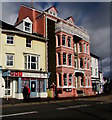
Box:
84;59;87;69
75;59;77;68
6;35;14;45
24;54;40;70
26;39;32;48
75;76;77;88
6;53;14;67
57;53;61;65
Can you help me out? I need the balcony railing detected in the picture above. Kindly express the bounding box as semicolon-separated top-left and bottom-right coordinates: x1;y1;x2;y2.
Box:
55;21;89;42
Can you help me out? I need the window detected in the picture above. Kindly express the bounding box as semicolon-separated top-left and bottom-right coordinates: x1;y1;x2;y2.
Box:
75;77;77;88
95;68;97;76
87;60;90;69
74;59;77;68
58;74;61;86
74;43;76;52
37;80;44;92
26;39;32;48
80;58;83;69
62;35;66;46
69;74;72;86
84;43;86;53
7;35;14;44
5;80;11;95
58;53;61;65
24;54;39;70
57;35;60;46
91;67;93;75
86;76;88;86
6;54;14;66
88;77;91;86
87;44;89;53
63;74;67;86
84;59;87;69
25;22;31;31
81;77;84;86
79;43;82;52
63;53;67;65
68;37;71;47
68;54;72;66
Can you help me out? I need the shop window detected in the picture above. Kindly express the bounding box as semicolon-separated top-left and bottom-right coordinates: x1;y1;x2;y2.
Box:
24;54;39;70
68;54;72;66
21;80;29;92
63;53;67;65
37;80;44;92
26;39;32;48
6;54;14;66
63;74;67;86
68;37;71;47
58;74;61;86
69;74;72;86
5;80;11;95
57;35;60;46
62;35;66;46
6;35;14;45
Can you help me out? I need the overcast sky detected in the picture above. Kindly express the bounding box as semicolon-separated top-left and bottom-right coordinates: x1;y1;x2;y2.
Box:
0;1;111;78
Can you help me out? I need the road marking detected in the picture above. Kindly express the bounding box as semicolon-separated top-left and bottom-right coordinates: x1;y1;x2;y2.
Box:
0;111;38;118
56;104;91;110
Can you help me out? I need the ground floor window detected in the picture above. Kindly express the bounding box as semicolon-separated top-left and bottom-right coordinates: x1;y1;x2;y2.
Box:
5;80;11;95
81;77;84;86
37;80;44;92
21;80;29;92
64;74;67;86
58;74;61;86
69;74;72;86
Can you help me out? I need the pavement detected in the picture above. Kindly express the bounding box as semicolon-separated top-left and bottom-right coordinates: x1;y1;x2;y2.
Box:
1;93;112;107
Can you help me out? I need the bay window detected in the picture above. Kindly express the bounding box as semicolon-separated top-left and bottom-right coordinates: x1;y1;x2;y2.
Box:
62;35;66;46
68;37;71;47
57;34;60;46
64;74;67;86
68;54;72;66
63;53;67;65
69;74;72;86
24;54;40;70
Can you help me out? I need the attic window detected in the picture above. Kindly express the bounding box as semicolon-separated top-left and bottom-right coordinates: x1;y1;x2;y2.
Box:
25;22;31;32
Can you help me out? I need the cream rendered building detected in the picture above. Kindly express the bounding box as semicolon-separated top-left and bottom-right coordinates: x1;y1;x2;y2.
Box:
0;20;49;99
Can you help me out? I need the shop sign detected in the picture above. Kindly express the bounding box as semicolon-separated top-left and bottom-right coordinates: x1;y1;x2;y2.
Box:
10;72;22;77
22;72;48;78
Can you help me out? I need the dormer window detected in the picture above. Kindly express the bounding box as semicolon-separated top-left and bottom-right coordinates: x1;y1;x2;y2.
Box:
25;22;31;32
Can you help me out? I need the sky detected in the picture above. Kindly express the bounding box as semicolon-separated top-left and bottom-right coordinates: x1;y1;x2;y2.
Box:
0;0;111;78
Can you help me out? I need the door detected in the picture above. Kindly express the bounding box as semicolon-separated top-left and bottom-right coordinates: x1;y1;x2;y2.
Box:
30;80;37;98
5;79;12;97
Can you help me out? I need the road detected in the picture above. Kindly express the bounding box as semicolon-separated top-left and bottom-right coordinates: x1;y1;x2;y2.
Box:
1;95;112;119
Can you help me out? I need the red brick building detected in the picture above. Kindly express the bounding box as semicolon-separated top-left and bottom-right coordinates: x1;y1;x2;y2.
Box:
15;5;93;97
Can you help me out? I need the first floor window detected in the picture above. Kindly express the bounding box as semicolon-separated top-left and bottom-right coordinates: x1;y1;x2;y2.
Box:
69;74;72;86
68;37;71;47
85;59;87;69
6;54;14;66
68;54;72;66
57;34;60;46
79;43;82;52
74;43;77;52
64;74;67;86
26;39;32;48
63;53;67;65
24;54;39;70
87;60;90;69
58;74;61;86
75;77;78;88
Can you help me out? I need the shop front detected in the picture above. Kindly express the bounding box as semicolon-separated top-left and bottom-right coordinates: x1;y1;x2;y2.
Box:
2;70;49;99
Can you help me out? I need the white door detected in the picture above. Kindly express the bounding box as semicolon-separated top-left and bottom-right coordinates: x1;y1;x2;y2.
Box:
5;79;12;97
